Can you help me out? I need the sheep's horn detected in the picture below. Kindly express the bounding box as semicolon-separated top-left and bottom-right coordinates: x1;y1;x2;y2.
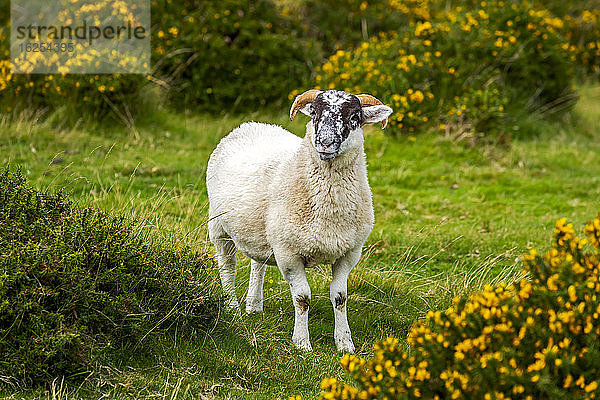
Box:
357;94;389;129
290;89;322;121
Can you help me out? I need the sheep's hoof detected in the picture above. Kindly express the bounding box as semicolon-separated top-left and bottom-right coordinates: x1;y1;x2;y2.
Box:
245;298;263;314
245;305;263;314
335;336;355;354
292;335;313;352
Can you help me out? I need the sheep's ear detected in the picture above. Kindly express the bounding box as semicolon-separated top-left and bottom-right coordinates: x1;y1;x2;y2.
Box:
362;105;393;129
299;103;313;117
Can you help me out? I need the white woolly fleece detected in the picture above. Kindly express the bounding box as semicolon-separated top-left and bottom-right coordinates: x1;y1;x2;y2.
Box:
207;121;374;266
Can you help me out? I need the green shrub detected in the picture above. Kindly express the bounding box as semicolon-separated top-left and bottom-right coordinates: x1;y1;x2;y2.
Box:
528;1;600;78
318;214;600;399
0;168;220;386
150;0;320;112
560;10;600;78
1;0;597;123
297;0;432;54
0;0;150;123
314;0;577;141
0;0;320;119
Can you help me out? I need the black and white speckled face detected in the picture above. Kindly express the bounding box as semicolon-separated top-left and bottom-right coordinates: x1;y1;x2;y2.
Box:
306;90;363;162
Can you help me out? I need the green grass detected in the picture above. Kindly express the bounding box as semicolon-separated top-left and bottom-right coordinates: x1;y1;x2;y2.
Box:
2;85;600;399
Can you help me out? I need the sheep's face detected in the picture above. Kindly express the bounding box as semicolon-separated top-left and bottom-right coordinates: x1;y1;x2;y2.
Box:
299;90;392;162
307;91;361;161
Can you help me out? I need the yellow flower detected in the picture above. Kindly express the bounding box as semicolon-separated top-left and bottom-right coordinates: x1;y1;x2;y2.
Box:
585;381;598;392
568;285;577;302
527;358;545;372
415;21;432;36
409;90;424;103
547;274;559;291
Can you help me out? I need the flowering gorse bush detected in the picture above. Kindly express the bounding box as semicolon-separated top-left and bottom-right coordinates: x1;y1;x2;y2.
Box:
314;0;579;141
0;0;147;120
1;0;598;125
319;213;600;399
0;0;318;118
298;0;433;54
537;1;600;77
562;10;600;77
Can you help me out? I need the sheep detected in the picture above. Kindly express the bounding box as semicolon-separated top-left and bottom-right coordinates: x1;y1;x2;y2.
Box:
206;89;393;353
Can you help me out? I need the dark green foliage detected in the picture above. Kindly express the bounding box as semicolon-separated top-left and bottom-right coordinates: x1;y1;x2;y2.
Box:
299;0;430;54
0;168;220;387
0;0;320;118
1;0;598;127
538;0;600;19
151;0;320;112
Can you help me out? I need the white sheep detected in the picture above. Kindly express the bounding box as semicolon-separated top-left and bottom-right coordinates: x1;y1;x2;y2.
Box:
206;89;392;352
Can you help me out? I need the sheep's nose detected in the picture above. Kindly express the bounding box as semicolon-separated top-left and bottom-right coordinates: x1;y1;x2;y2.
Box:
320;142;334;151
318;135;335;149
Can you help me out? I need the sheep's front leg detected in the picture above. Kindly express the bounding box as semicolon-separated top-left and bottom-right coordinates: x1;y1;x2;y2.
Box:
246;259;267;314
331;247;361;353
276;253;312;351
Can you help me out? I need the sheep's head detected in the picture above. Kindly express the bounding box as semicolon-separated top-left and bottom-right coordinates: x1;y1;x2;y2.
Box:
290;90;393;162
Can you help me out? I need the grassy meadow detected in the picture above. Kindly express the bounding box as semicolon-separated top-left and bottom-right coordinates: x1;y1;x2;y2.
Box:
1;84;600;399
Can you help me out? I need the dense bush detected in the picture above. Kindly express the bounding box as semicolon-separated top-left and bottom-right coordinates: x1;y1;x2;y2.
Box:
297;0;432;54
561;10;600;78
314;0;577;141
150;0;319;112
0;0;319;119
1;0;599;125
529;1;600;78
0;168;220;386
0;0;149;122
318;214;600;399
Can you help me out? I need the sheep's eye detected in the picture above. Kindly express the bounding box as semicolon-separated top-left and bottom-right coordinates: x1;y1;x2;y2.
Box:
350;114;360;125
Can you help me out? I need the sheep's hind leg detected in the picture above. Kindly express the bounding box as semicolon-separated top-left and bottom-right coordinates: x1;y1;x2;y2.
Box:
209;224;240;313
246;259;267;314
330;247;361;354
